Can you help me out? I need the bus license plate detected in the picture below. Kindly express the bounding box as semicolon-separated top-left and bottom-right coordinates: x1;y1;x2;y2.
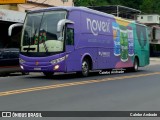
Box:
34;68;41;70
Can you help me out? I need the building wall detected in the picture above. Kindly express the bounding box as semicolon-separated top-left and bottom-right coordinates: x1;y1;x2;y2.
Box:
17;3;47;12
137;15;160;24
0;4;18;10
1;0;73;12
18;0;73;12
28;0;73;6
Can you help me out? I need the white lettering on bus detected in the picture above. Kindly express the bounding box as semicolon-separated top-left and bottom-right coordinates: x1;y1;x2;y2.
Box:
87;18;110;36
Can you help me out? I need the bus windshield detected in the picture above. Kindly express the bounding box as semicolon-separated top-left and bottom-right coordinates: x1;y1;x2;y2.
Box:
21;11;67;53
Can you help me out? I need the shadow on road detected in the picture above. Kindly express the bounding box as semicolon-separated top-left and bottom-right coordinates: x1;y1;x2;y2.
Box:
23;69;148;81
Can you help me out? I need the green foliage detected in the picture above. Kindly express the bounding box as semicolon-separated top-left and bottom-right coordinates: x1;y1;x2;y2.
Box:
74;0;108;6
74;0;160;14
140;0;153;13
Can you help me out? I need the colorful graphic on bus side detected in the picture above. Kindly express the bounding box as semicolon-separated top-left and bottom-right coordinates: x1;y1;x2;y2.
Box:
112;18;148;65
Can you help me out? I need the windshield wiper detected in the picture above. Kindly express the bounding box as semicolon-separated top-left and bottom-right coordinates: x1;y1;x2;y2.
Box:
24;29;37;52
25;34;31;53
42;41;48;53
25;37;36;53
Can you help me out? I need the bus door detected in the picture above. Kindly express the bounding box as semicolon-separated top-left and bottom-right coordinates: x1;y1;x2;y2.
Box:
65;25;76;71
65;25;74;52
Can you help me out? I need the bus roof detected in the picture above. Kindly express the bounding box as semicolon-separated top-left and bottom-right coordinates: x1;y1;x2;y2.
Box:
28;6;114;18
27;6;146;27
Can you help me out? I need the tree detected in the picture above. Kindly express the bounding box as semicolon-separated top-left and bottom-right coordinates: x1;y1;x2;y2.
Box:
74;0;108;6
140;0;153;13
121;0;143;10
108;0;123;5
151;0;160;14
74;0;160;14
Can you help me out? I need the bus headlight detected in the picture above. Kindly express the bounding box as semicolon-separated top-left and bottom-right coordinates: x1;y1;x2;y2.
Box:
20;65;24;70
50;55;68;64
54;65;60;70
19;58;26;63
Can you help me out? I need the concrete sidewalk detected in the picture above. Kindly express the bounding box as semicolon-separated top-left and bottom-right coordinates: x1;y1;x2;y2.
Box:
150;57;160;61
150;57;160;65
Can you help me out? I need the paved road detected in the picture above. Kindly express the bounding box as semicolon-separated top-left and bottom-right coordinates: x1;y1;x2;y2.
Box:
0;61;160;119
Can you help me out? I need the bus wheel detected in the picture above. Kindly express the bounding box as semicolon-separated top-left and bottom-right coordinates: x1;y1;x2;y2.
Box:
133;58;139;72
81;59;90;77
43;72;54;77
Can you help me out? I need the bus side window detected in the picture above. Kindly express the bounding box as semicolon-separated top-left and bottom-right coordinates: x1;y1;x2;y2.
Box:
66;28;74;45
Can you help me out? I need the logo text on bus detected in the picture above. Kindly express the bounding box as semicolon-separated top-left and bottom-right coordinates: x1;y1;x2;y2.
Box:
87;18;110;36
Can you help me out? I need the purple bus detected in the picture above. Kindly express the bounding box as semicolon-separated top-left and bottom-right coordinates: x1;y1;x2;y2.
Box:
20;7;149;77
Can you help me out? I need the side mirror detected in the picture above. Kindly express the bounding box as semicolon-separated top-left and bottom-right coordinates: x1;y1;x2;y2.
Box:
57;19;74;33
8;23;23;36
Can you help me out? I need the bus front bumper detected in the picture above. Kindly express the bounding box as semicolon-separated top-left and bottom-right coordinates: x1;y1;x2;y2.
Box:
20;61;66;73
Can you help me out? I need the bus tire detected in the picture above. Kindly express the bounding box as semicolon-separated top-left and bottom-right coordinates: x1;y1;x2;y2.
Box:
81;59;90;77
43;72;54;77
132;58;139;72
